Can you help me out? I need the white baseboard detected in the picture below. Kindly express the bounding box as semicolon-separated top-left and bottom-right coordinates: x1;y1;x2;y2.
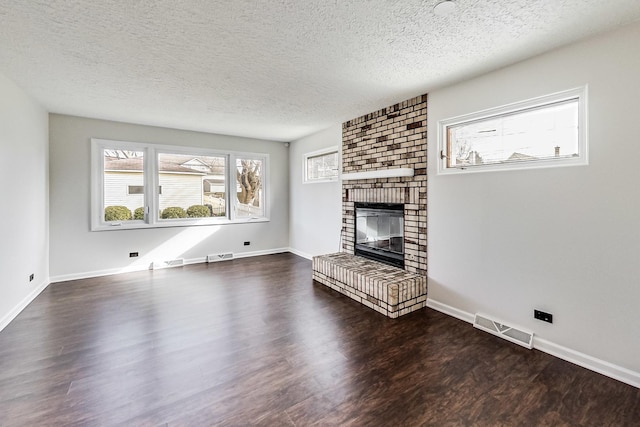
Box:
426;297;640;389
49;248;291;283
534;337;640;388
184;257;206;265
427;298;475;323
233;247;290;259
0;278;49;333
50;264;153;283
287;247;313;260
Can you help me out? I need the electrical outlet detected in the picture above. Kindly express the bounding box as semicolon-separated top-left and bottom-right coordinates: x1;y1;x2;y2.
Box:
29;273;34;282
243;241;250;246
534;309;553;323
129;252;139;257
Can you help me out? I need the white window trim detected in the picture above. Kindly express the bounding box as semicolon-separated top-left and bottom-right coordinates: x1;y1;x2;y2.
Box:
231;153;269;220
91;138;269;231
437;86;588;175
303;146;340;184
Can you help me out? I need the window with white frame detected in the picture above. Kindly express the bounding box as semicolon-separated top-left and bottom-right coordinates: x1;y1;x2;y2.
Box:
157;151;227;219
304;147;339;183
91;138;268;230
235;157;265;218
438;86;588;174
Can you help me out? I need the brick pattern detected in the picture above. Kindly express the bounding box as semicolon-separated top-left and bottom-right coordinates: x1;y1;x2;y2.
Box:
313;253;427;318
342;94;427;276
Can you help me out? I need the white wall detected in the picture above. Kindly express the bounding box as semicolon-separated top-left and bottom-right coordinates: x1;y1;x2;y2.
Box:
428;21;640;381
289;124;342;259
49;115;289;280
0;73;49;330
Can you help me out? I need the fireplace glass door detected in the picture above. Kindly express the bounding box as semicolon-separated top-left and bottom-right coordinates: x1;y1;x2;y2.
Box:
355;203;404;268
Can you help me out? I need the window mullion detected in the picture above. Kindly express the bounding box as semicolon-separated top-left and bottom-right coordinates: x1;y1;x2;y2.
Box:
228;153;236;221
146;147;158;225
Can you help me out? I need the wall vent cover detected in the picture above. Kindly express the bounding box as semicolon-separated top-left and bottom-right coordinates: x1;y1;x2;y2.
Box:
150;258;185;270
473;313;533;349
207;253;234;263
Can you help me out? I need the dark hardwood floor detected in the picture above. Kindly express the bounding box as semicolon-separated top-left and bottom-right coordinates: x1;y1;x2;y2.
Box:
0;253;638;426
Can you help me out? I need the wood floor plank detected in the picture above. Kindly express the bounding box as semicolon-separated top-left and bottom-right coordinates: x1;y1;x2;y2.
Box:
0;253;638;426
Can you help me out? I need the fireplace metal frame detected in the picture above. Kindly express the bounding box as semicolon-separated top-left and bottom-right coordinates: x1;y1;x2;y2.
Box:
354;202;405;269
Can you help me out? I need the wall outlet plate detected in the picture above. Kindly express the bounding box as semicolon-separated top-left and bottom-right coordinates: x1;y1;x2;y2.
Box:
534;309;553;323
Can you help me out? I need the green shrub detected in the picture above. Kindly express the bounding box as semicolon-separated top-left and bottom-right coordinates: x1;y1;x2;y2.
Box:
161;206;187;219
205;203;225;217
134;207;145;220
104;206;132;221
187;205;211;218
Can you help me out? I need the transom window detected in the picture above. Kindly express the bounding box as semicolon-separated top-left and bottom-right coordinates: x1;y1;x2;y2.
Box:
304;147;339;183
92;138;268;230
438;86;588;174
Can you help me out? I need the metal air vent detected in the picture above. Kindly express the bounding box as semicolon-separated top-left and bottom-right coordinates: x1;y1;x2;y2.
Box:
473;313;533;349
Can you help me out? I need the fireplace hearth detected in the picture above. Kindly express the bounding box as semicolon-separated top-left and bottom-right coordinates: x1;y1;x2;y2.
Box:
355;202;404;268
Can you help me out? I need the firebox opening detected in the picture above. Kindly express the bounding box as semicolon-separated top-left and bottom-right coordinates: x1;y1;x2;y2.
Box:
354;202;404;269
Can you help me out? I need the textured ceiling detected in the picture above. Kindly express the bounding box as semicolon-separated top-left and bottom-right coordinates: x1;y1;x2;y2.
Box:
1;1;640;141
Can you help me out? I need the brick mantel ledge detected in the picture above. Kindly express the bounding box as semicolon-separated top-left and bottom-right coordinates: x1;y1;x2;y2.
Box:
341;168;414;181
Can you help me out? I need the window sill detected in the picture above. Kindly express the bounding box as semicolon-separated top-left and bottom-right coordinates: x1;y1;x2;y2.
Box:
91;216;269;232
303;177;340;184
437;156;588;175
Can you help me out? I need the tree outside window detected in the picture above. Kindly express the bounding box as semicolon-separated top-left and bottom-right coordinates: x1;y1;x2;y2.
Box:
236;158;263;218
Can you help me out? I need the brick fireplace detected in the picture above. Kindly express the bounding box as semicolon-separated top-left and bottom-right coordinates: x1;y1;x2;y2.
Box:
341;94;427;276
311;94;427;318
